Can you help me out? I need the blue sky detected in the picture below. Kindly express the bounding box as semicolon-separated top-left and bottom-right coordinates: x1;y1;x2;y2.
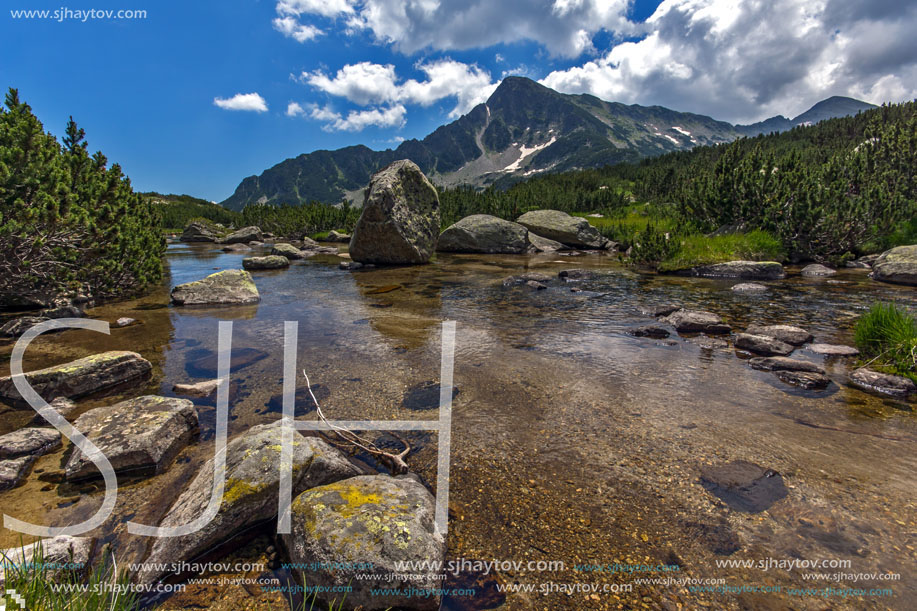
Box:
2;0;915;202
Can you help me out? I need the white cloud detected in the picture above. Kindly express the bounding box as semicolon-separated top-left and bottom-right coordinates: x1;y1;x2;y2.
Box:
276;0;633;57
213;93;269;112
303;58;497;118
306;104;407;131
273;15;323;42
286;101;306;117
541;0;917;122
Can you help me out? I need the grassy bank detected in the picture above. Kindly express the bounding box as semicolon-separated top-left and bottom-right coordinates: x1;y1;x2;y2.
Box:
854;303;917;383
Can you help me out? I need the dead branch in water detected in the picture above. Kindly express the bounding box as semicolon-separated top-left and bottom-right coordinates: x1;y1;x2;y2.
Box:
302;369;411;474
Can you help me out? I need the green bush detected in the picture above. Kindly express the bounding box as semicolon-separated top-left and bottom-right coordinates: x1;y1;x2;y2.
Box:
854;303;917;381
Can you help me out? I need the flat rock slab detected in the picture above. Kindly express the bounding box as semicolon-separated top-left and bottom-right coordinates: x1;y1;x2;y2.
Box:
170;270;260;306
284;474;445;611
774;370;831;390
30;397;78;426
1;316;51;338
662;309;731;334
700;461;788;513
745;324;813;346
270;243;307;259
809;343;859;356
0;455;38;491
0;536;93;587
528;232;566;252
516;209;606;249
734;333;795;356
801;263;837;277
0;351;152;408
242;255;290;270
849;368;916;398
0;427;61;458
683;261;785;280
65;395;199;481
731;283;767;293
172;379;222;398
437;214;530;254
138;422;359;585
748;357;824;374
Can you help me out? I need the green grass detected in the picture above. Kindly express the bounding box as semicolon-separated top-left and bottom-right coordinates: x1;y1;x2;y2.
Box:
854;303;917;382
2;541;144;611
578;204;680;246
657;230;785;272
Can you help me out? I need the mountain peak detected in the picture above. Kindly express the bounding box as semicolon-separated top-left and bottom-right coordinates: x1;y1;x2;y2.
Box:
792;96;877;125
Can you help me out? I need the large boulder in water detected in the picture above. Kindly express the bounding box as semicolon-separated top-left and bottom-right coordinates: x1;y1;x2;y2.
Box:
437;214;530;254
170;270;260;305
138;422;359;585
181;221;221;242
516;210;606;249
871;245;917;286
65;395;199;481
219;226;263;244
681;261;785;279
349;160;440;265
242;255;290;270
0;351;152;408
283;474;445;610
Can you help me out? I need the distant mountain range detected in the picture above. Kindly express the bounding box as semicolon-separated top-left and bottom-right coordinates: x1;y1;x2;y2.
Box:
220;77;876;211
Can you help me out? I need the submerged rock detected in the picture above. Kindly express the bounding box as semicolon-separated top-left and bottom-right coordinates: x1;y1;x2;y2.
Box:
808;343;859;357
871;245;917;286
627;324;671;339
0;316;50;338
437;214;530;254
682;261;785;280
700;461;788;513
172;379;221;398
528;232;566;252
748;356;824;374
219;226;263;245
774;370;831;390
801;263;837;277
0;351;152;408
139;422;359;585
735;334;796;357
221;243;251;253
731;282;767;293
0;427;61;459
170;270;260;305
283;475;445;611
661;309;731;334
30;397;78;426
501;273;552;287
648;304;680;317
745;324;813;346
558;269;596;281
181;221;221;242
516;209;606;249
65;395;199;481
849;368;916;398
242;255;290;270
525;280;547;290
350;160;440;265
0;536;93;587
0;455;38;491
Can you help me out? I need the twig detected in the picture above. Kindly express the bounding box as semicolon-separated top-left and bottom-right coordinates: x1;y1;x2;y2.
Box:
302;370;411;475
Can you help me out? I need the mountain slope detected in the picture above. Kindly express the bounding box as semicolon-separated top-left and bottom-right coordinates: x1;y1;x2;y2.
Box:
736;96;877;136
220;78;873;210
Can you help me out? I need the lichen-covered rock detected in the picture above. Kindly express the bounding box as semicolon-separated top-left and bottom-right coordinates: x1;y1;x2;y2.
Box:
661;309;731;334
170;270;260;305
242;255;290;270
849;368;916;398
271;243;307;259
516;210;606;249
748;357;824;374
181;221;221;242
734;333;795;356
801;263;837;277
219;226;263;245
138;422;359;585
349;160;440;265
0;427;61;459
745;324;813;346
437;215;530;254
0;536;93;587
283;474;445;611
0;351;152;408
871;245;917;286
682;261;785;279
65;395;199;481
